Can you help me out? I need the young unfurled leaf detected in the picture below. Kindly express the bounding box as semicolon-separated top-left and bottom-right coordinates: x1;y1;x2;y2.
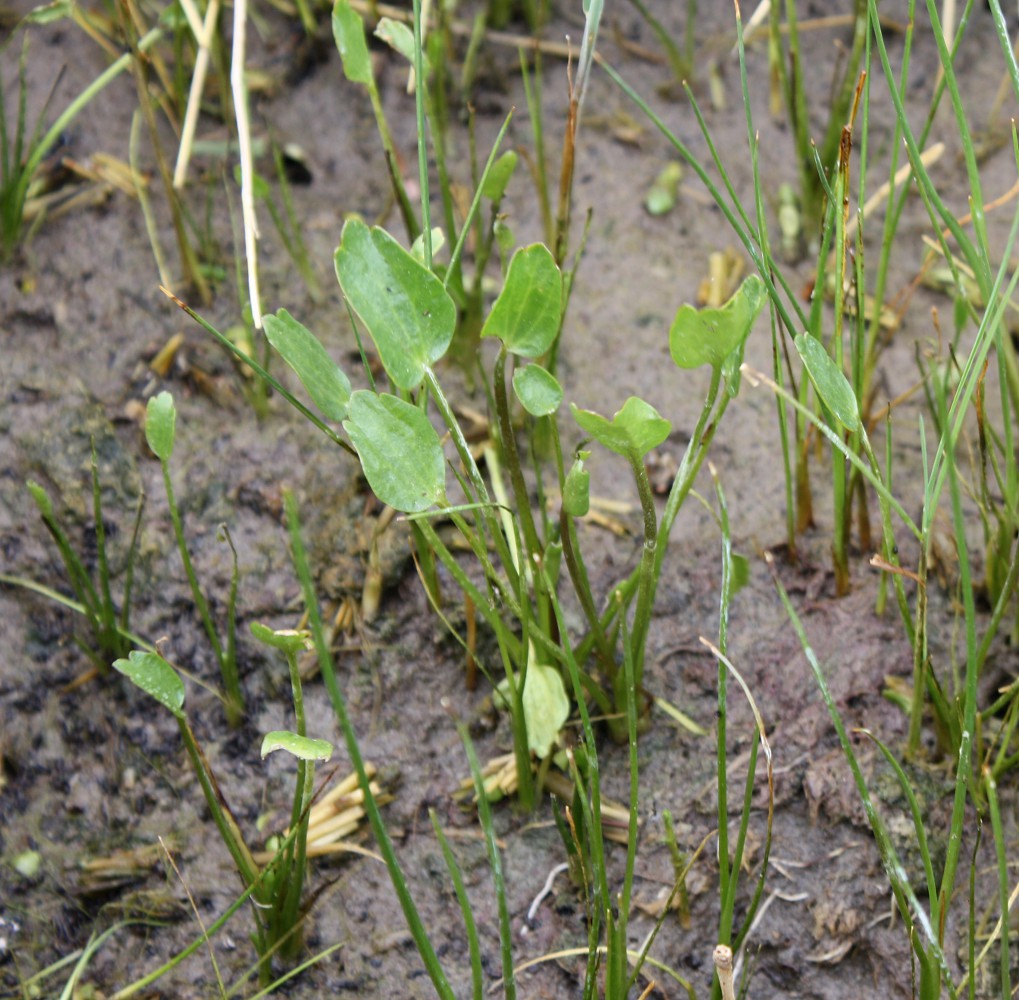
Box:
645;162;683;216
669;273;765;371
482;244;562;358
113;650;185;718
332;0;373;85
562;452;591;517
26;480;53;518
261;730;334;761
374;17;431;76
145;391;177;463
497;662;568;760
410;227;445;265
482;151;518;203
250;623;313;655
571;396;671;461
512;364;563;416
335;219;456;390
794;333;860;431
263;309;351;422
343;391;447;512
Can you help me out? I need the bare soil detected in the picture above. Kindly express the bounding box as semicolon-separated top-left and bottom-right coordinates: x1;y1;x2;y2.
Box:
2;3;1018;998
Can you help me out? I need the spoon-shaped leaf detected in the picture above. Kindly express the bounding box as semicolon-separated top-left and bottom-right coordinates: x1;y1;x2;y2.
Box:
261;730;334;761
335;218;456;390
669;273;766;371
571;396;671;460
145;391;176;463
512;364;563;416
113;650;185;718
344;391;447;512
794;333;860;431
482;244;562;358
332;0;372;85
263;309;351;422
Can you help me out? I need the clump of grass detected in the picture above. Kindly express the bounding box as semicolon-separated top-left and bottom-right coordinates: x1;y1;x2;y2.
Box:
0;17;164;261
1;442;144;671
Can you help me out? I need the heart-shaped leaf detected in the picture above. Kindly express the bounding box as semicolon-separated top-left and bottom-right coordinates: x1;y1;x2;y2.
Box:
571;396;671;460
482;244;562;358
794;333;860;431
512;364;563;416
261;731;334;761
332;0;372;85
145;392;176;463
344;391;447;512
263;309;351;422
113;650;185;718
335;219;456;390
669;273;766;371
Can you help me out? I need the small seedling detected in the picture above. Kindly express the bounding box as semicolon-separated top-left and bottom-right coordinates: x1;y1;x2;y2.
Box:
145;390;243;723
3;442;144;671
113;643;334;985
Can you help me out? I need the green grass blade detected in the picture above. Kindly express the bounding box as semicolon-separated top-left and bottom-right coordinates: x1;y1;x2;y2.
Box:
284;491;455;1000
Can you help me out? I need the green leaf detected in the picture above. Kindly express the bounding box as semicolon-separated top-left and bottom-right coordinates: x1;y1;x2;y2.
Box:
512;364;563;416
482;244;562;358
410;227;445;265
23;0;73;24
669;273;766;371
26;480;53;518
571;396;671;460
731;553;750;594
335;218;456;390
374;17;431;75
494;221;514;270
145;391;176;463
482;151;518;202
234;164;269;200
113;650;185;718
332;0;373;85
250;623;313;655
645;162;683;216
344;391;447;512
562;452;591;517
500;663;568;760
263;309;351;421
261;731;334;761
794;333;860;431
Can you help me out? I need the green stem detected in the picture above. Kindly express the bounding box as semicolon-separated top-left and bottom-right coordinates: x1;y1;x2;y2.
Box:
285;492;456;1000
624;449;658;698
160;458;225;668
177;717;259;889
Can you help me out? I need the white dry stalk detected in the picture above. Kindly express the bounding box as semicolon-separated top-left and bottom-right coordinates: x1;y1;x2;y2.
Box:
231;0;263;328
173;0;221;189
713;944;737;1000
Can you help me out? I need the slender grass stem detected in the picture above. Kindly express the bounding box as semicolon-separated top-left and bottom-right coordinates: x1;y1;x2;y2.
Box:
286;491;456;1000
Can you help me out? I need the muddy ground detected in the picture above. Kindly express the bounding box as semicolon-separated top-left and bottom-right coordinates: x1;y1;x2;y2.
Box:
2;2;1018;998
